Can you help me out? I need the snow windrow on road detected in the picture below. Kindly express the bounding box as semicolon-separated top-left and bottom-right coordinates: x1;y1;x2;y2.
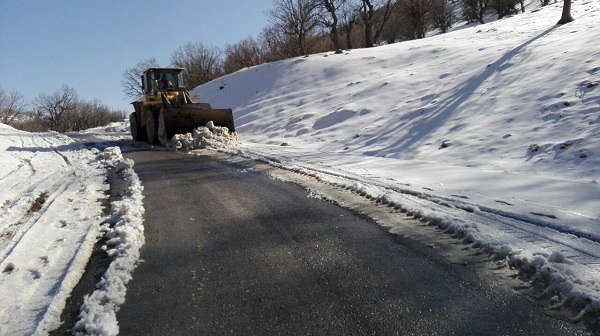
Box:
72;147;145;336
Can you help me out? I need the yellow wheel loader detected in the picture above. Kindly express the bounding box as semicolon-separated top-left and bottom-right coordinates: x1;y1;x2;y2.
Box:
129;67;235;145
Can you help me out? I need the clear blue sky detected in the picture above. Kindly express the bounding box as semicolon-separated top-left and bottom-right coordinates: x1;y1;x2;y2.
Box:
0;0;273;113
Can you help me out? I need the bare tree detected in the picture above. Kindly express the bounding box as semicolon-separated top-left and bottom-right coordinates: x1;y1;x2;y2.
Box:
340;0;360;49
431;0;455;33
557;0;574;24
267;0;321;57
121;57;160;100
0;87;27;125
260;25;294;61
33;85;79;132
224;36;264;74
398;0;436;40
318;0;346;51
170;42;224;89
358;0;395;47
359;0;376;47
461;0;490;24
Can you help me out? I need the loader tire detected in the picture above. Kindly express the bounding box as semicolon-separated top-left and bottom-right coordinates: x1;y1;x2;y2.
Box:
130;112;147;141
146;113;159;144
157;110;168;146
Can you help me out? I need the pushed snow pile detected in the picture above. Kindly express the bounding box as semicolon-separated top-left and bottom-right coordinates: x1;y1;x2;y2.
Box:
73;146;145;336
166;121;239;151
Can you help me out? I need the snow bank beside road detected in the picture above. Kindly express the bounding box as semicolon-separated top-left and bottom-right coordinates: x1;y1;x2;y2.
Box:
73;147;145;336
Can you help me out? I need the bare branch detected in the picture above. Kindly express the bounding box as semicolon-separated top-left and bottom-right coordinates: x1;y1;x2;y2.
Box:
121;58;160;100
0;87;28;125
170;42;224;89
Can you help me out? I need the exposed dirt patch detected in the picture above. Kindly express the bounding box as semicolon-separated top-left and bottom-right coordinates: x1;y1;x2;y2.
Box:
26;192;49;216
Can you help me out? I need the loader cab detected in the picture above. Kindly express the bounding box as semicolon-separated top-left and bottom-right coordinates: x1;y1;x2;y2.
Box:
142;68;185;95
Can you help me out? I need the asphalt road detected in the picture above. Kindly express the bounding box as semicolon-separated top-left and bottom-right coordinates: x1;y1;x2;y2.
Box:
114;149;589;335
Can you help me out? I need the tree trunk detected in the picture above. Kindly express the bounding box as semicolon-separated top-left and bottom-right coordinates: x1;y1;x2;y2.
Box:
331;24;342;50
361;0;375;48
520;0;525;13
346;24;353;49
324;0;342;51
557;0;574;24
365;23;374;47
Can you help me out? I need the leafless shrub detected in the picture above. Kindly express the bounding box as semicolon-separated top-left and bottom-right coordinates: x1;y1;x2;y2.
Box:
170;42;224;89
224;36;265;74
266;0;322;57
0;87;27;125
121;58;160;100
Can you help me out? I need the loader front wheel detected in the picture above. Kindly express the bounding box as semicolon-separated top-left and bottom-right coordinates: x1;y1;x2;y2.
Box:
157;110;169;146
130;113;147;141
146;113;159;144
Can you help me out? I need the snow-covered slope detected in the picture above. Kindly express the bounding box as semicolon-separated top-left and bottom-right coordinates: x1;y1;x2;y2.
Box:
192;0;600;321
197;2;599;180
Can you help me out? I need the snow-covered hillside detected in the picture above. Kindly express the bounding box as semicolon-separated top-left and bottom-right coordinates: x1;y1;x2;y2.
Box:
191;0;600;323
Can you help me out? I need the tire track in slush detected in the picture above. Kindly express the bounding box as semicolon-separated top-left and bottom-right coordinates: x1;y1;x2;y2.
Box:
0;169;75;265
0;135;76;265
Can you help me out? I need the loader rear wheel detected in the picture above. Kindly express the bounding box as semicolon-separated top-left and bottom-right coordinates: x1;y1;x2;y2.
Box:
146;113;159;144
130;113;147;141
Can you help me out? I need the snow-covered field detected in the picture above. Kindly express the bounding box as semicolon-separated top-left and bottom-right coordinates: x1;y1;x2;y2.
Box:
0;0;599;334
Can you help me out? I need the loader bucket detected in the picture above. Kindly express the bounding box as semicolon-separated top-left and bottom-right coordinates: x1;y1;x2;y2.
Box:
157;107;235;146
